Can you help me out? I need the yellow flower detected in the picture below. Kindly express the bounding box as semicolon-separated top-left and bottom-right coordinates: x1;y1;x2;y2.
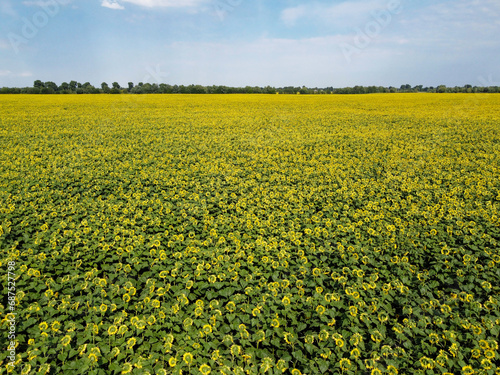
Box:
195;307;203;316
108;325;118;335
318;329;329;341
183;352;193;365
350;348;360;358
282;296;290;306
339;358;351;371
462;365;474;375
123;293;131;303
230;345;241;356
349;306;358;317
168;357;177;367
479;340;490;350
484;350;495;359
60;335;71;346
271;318;280;328
111;347;120;358
121;363;133;374
316;305;326;315
51;321;61;332
291;370;301;375
88;352;98;364
118;325;128;335
126;337;136;350
471;348;481;358
199;364;211;375
203;324;212;334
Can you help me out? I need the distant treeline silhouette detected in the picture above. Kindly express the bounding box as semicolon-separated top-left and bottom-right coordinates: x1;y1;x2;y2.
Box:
1;81;499;94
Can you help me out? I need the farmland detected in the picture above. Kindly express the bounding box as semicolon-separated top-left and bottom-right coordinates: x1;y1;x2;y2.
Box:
1;93;500;374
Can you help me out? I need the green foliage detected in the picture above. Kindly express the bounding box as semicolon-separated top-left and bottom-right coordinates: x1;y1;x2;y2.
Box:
0;94;499;374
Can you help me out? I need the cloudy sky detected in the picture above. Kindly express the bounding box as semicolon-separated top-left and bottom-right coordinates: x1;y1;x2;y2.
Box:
1;0;499;88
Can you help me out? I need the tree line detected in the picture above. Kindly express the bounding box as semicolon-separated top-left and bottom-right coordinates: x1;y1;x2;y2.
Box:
0;81;499;94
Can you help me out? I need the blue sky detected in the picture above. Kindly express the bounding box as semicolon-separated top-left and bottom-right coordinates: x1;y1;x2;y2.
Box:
1;0;499;88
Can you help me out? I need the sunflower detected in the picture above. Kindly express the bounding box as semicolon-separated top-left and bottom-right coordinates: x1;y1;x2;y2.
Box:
51;321;61;332
350;348;360;358
159;271;168;278
203;325;212;334
230;345;241;356
107;325;118;336
182;352;193;366
339;358;351;371
21;364;31;375
316;305;326;315
121;363;133;374
199;364;211;375
168;357;177;367
110;347;120;358
61;335;72;346
126;337;136;350
484;350;495;360
349;306;358;317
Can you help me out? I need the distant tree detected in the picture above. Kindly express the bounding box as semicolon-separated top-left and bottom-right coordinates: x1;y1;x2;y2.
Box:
101;82;110;93
112;82;121;90
265;86;276;94
60;82;70;92
45;81;58;93
437;85;447;93
141;83;153;94
130;85;143;94
34;80;44;89
128;82;134;92
69;81;78;92
24;87;40;94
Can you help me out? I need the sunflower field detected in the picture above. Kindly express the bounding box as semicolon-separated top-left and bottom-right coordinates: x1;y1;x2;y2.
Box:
1;93;500;375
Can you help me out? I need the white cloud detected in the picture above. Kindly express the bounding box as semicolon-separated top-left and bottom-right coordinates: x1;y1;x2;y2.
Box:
0;1;17;17
101;0;124;10
23;0;72;6
0;70;31;77
281;5;308;27
396;0;500;52
281;0;388;27
120;0;207;8
0;39;10;49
